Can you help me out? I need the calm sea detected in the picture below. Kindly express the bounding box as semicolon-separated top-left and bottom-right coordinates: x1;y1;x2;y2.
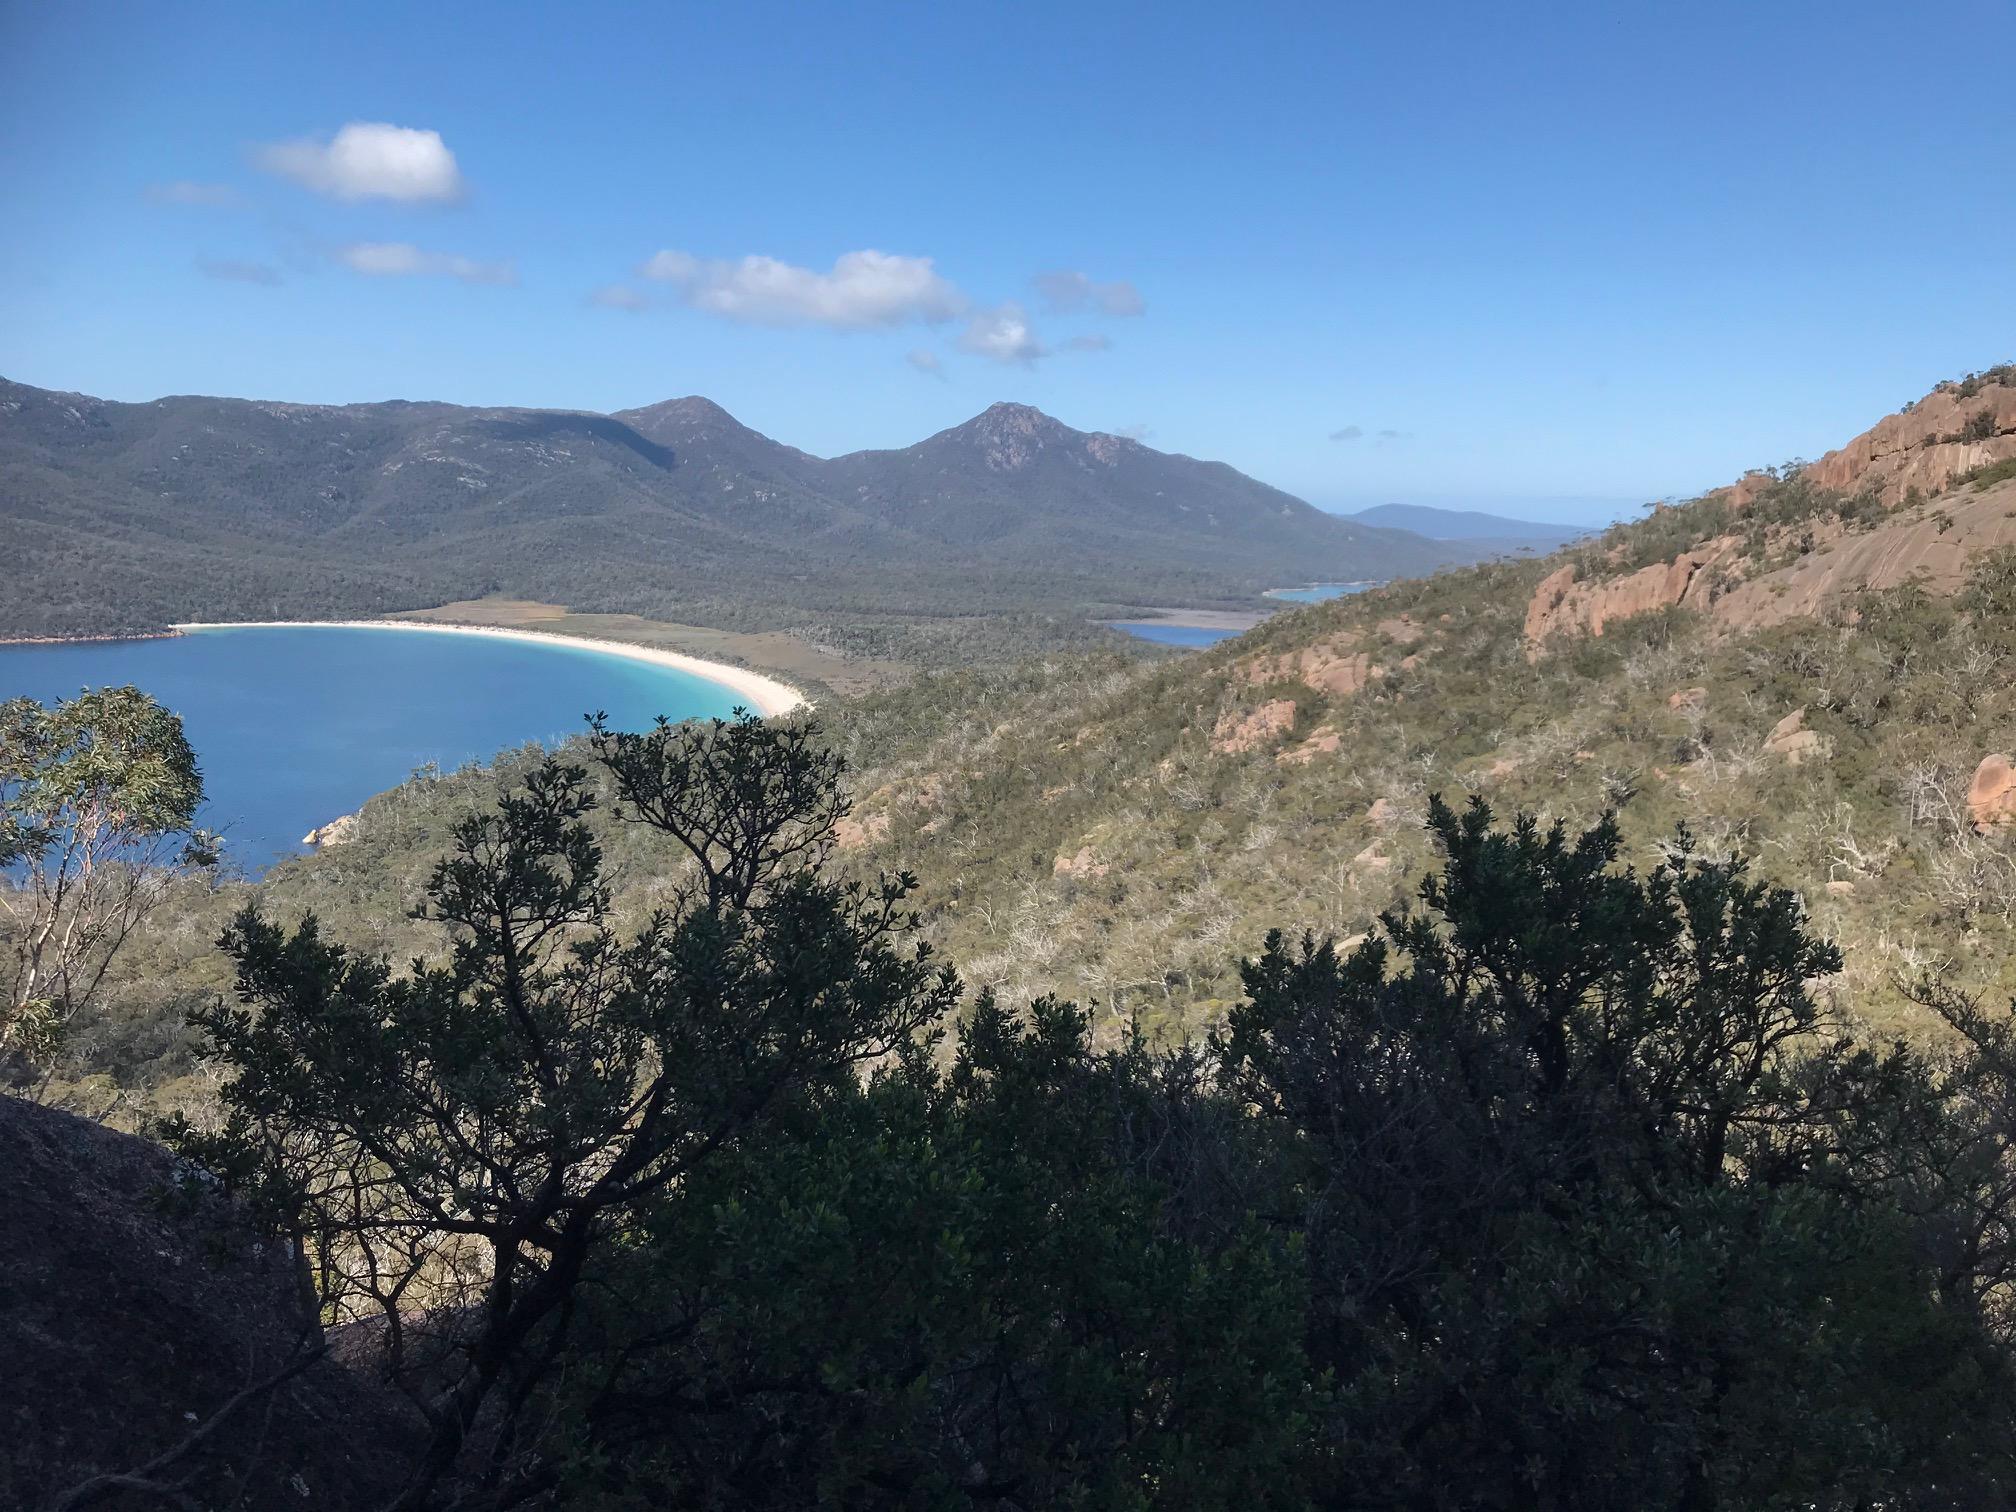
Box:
1265;582;1381;604
0;626;743;871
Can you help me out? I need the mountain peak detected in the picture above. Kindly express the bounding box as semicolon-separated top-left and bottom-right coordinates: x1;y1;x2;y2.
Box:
621;395;737;426
939;402;1080;472
971;400;1076;435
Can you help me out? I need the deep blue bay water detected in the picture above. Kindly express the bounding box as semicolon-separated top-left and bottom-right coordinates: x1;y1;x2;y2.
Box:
0;626;744;870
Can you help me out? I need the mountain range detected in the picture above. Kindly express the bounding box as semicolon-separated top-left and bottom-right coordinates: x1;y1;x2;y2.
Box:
0;379;1470;648
1344;502;1592;551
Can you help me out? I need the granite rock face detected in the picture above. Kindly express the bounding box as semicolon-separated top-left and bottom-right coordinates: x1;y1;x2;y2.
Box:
1970;754;2016;834
0;1097;412;1509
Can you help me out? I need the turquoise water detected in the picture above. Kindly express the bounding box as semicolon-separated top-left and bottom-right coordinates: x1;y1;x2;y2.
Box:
1116;623;1239;648
1266;582;1381;604
0;626;745;871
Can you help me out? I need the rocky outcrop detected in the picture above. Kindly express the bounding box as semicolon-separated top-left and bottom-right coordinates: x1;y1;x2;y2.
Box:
834;812;891;850
1238;633;1384;698
1524;545;1734;647
1799;375;2016;506
1053;844;1111;879
1969;755;2016;834
1706;477;2016;632
1764;707;1828;766
1278;726;1342;765
1212;699;1299;754
302;811;360;848
0;1097;411;1509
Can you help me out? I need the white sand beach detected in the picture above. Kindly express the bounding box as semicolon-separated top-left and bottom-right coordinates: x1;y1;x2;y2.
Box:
172;619;808;718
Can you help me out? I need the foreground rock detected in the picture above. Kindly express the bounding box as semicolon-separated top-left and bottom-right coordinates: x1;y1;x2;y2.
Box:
0;1096;411;1510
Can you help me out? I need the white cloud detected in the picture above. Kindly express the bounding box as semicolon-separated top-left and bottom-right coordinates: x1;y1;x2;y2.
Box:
959;303;1046;365
639;248;966;329
589;284;649;312
906;348;945;377
1329;425;1364;442
1033;269;1145;317
147;180;240;207
197;258;282;286
338;242;514;285
258;123;466;202
1064;333;1112;353
1114;424;1153;441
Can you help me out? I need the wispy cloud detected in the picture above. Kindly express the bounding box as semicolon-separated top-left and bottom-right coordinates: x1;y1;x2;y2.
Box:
589;284;649;312
1329;425;1364;442
197;258;282;286
1064;333;1112;353
1033;269;1145;317
148;180;240;208
1114;423;1153;441
337;242;515;285
906;348;945;378
258;123;466;203
640;249;965;329
958;303;1046;365
1376;428;1411;443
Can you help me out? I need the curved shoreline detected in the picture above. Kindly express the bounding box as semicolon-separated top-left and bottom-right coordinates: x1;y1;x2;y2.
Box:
171;620;808;718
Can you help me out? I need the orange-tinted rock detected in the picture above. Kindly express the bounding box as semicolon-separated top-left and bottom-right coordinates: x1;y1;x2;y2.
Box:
1277;725;1342;766
1669;687;1708;711
1239;634;1383;698
1801;377;2016;506
1969;754;2016;833
1763;707;1828;766
1708;478;2016;632
1367;797;1397;826
834;812;891;850
1212;698;1298;754
1524;545;1734;648
1053;845;1110;879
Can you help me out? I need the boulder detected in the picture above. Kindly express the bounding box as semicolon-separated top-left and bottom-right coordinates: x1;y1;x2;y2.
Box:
1238;633;1384;698
833;812;891;850
1277;726;1342;765
1052;845;1109;879
1212;698;1298;754
1969;754;2016;833
301;811;360;848
1764;707;1829;766
1669;687;1709;711
0;1098;412;1509
1351;842;1393;873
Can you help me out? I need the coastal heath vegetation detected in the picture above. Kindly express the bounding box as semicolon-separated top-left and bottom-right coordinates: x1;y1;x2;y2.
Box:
82;714;2016;1507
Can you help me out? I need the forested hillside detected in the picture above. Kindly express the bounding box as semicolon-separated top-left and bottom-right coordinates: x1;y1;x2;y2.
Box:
31;369;2016;1119
12;369;2016;1511
0;379;1461;663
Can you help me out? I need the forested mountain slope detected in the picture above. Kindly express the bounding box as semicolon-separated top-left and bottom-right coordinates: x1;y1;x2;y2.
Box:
41;370;2016;1121
0;379;1458;649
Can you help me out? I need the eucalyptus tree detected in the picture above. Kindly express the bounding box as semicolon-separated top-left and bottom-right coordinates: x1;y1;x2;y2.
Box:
0;686;215;1074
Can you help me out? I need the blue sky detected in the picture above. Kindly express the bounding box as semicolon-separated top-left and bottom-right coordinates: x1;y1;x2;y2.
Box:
2;1;2011;525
